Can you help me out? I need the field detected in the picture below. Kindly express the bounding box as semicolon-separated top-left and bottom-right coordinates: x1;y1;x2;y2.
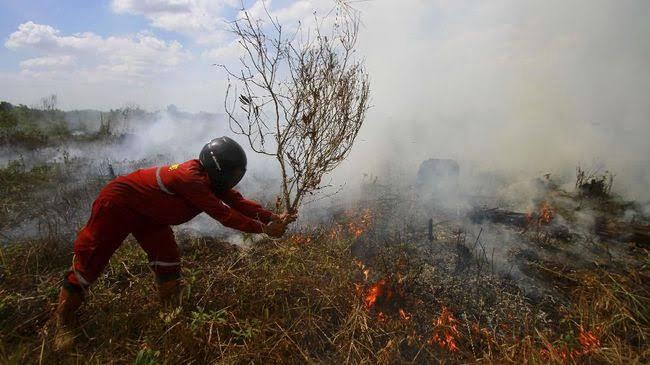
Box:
0;103;648;364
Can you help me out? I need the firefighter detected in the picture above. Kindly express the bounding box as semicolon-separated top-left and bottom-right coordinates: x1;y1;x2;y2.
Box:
52;136;295;350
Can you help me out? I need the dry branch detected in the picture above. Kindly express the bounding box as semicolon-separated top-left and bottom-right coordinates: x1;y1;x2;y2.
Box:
222;0;370;213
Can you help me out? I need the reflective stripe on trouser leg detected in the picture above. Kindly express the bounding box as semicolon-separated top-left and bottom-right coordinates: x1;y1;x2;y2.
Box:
73;255;91;286
149;261;181;283
74;270;91;287
150;261;181;283
66;254;91;287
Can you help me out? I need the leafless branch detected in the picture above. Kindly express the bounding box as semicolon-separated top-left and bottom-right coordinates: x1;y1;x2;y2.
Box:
223;0;370;213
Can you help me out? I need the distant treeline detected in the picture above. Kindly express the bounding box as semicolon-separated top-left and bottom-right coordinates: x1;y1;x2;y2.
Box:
0;100;223;151
0;100;150;149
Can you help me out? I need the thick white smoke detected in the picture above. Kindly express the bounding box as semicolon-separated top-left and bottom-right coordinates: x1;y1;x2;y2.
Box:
332;0;650;201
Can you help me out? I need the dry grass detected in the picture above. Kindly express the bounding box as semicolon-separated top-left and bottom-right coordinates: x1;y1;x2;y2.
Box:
0;223;647;364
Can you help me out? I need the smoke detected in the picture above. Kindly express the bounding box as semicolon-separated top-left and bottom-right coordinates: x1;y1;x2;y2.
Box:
4;0;648;202
331;0;650;201
3;0;649;242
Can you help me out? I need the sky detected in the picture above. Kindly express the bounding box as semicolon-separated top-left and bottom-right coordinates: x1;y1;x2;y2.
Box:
1;0;649;198
0;0;304;111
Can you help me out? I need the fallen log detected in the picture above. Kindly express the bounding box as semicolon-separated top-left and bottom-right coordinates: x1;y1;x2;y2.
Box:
468;208;528;228
595;218;650;247
468;207;572;240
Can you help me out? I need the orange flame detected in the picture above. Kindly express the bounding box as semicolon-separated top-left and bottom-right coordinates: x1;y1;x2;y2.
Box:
290;234;313;245
399;309;412;320
428;306;459;352
353;259;372;282
328;227;340;240
538;201;555;225
540;326;601;360
364;278;388;309
578;327;600;354
346;208;374;238
527;201;556;227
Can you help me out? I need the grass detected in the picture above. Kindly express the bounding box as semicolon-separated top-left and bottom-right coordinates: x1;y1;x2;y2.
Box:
0;223;647;364
0;154;647;364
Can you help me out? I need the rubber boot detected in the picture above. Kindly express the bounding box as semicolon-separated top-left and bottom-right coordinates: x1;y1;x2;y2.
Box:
157;279;182;307
52;287;84;352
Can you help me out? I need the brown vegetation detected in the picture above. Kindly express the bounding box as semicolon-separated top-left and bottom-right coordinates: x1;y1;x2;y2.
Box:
0;208;647;363
223;2;370;212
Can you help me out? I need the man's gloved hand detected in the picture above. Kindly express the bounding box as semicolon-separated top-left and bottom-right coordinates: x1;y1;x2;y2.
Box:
271;211;298;224
264;211;297;238
263;220;288;238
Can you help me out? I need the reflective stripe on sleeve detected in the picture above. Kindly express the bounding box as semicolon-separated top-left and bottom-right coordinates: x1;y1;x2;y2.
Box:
156;166;175;195
149;261;181;267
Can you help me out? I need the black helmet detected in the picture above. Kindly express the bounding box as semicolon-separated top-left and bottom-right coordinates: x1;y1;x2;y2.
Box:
199;136;247;192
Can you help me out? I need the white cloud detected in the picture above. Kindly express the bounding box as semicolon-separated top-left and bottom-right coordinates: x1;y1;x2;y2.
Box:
5;22;63;50
111;0;238;45
20;55;75;69
111;0;337;48
112;0;195;14
203;0;337;63
243;0;331;26
5;21;191;81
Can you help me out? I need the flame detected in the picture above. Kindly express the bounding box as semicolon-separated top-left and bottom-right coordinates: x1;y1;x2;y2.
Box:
577;327;600;354
353;259;371;281
527;201;556;227
364;278;388;309
538;201;555;225
328;227;340;240
290;234;313;245
540;326;601;360
399;309;412;320
346;208;374;238
428;306;459;352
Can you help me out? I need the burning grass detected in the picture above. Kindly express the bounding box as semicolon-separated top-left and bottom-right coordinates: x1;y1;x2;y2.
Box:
0;159;649;363
1;219;646;363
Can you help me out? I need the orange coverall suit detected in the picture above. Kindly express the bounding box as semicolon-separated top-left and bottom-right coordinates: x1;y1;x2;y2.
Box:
65;159;273;288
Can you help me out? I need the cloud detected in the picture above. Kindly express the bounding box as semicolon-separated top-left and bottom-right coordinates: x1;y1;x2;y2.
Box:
111;0;238;45
5;21;191;81
111;0;338;50
20;55;76;69
202;0;337;63
111;0;195;14
5;22;65;50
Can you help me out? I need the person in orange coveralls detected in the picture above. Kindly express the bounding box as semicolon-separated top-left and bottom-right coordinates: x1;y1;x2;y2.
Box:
52;136;295;350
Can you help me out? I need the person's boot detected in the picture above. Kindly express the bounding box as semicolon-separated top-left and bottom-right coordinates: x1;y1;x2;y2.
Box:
52;286;83;352
157;279;182;307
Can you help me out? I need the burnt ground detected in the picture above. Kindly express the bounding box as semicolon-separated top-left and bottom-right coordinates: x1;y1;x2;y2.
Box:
0;157;648;364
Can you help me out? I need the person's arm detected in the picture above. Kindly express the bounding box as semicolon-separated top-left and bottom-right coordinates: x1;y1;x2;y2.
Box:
174;179;266;234
219;189;275;224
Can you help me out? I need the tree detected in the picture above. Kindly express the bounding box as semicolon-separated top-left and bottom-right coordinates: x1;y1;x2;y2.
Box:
222;1;370;213
40;94;58;111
